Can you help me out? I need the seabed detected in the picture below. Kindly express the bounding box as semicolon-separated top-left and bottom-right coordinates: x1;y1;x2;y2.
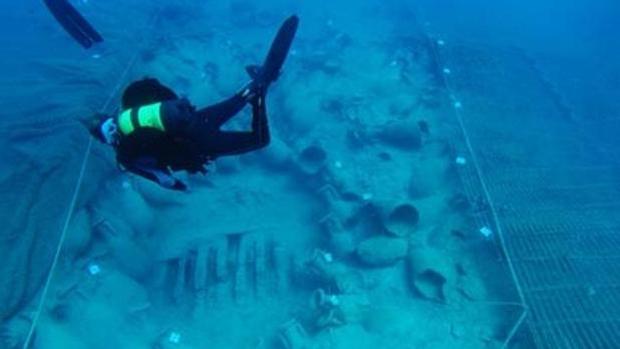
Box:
7;1;615;348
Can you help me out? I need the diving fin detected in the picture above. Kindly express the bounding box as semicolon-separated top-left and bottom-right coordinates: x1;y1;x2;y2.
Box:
245;65;261;79
43;0;103;49
249;15;299;89
122;78;179;110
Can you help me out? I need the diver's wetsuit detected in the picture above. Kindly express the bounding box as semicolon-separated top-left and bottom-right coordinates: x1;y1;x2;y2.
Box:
187;92;269;157
104;15;298;190
115;79;269;190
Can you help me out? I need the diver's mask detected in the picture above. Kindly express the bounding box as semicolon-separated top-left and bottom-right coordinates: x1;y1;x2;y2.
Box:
99;118;119;145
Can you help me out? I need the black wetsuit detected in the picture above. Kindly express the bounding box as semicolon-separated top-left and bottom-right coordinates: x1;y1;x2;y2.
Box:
109;16;298;190
115;79;269;190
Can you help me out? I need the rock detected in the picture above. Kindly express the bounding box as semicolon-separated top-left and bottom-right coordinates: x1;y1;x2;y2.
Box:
383;203;419;237
374;121;422;150
356;237;408;267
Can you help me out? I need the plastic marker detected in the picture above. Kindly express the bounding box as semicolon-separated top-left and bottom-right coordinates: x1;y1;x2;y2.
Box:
479;227;493;238
443;68;451;75
88;263;101;275
455;156;467;165
437;39;445;46
323;252;333;263
454;101;463;109
168;332;181;344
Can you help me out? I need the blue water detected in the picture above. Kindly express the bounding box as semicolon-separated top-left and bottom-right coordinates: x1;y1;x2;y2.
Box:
1;1;619;348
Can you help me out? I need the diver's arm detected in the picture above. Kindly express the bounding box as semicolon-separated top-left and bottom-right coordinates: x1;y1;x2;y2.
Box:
122;157;187;191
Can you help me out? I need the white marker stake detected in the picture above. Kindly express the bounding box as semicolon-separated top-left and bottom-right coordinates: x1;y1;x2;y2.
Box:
88;263;101;275
168;332;181;344
479;227;493;238
455;156;467;165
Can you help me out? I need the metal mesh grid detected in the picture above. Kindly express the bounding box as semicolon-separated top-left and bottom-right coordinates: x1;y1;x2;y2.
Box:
432;38;620;348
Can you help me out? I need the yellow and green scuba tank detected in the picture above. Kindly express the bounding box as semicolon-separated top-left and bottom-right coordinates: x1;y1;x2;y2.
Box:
117;102;166;136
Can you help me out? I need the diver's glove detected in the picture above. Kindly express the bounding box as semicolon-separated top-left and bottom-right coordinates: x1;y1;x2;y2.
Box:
128;157;189;192
238;63;271;103
156;172;188;191
248;86;266;108
239;80;260;103
170;179;188;191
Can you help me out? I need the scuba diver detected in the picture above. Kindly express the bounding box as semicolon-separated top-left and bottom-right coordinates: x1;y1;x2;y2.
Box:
43;0;103;48
87;15;299;191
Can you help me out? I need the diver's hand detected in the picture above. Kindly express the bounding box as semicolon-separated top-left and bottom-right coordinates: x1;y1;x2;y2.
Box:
160;176;188;191
239;78;268;104
248;86;266;108
171;180;188;191
127;157;189;192
153;170;187;191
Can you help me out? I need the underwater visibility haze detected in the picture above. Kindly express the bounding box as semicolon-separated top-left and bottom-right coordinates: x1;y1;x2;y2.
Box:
1;0;619;348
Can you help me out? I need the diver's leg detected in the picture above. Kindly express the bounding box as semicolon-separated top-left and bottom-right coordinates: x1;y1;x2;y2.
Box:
198;94;270;156
195;90;249;129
